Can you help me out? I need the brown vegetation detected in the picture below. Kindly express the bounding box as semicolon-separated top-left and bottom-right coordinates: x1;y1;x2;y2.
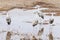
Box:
6;31;12;40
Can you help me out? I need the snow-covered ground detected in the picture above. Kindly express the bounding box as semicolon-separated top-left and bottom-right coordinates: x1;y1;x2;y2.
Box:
0;8;60;40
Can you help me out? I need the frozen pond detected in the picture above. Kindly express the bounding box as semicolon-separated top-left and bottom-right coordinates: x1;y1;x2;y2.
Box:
0;9;60;40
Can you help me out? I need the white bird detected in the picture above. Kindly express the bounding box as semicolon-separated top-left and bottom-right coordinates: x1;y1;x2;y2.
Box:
34;11;44;19
6;13;11;25
33;5;48;19
37;12;44;19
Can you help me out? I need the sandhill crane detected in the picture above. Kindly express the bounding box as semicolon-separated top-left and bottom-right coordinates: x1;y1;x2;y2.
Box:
34;12;44;19
33;5;48;19
38;13;44;19
6;13;11;25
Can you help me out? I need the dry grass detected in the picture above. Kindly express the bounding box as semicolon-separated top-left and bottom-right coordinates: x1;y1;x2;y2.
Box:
41;0;60;8
0;0;60;11
6;31;12;40
41;7;60;16
48;33;53;40
0;0;40;11
36;2;58;8
41;8;60;12
32;36;37;40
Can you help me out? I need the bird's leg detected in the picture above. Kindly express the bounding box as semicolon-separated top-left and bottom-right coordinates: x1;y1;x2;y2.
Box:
49;21;54;36
49;25;53;33
39;18;44;29
33;27;35;36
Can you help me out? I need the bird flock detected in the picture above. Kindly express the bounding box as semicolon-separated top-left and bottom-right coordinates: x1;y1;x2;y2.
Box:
0;3;59;40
